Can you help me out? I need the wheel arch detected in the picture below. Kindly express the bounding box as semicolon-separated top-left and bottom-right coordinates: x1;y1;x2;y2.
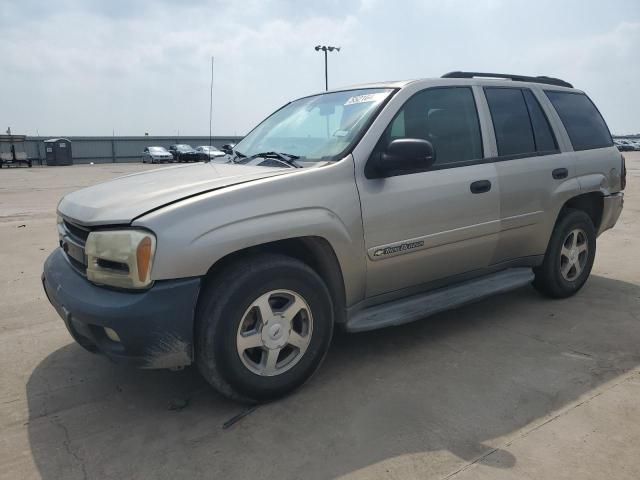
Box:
556;191;604;231
200;236;348;324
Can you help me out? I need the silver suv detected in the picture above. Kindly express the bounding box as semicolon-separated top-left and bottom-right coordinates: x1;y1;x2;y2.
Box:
43;72;626;402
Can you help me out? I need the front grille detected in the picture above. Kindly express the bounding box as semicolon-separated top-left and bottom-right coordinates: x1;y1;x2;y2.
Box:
59;219;89;274
63;220;90;243
66;252;87;273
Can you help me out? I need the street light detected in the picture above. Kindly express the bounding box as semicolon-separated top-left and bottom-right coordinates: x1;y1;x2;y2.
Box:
314;45;340;91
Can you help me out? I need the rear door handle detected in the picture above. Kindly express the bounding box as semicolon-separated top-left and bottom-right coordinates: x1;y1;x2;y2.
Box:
552;168;568;179
470;180;492;194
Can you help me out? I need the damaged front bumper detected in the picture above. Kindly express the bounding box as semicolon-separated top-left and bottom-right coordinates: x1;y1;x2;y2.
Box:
42;248;201;369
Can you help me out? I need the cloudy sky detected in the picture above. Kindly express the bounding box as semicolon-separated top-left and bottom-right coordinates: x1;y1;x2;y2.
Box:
1;0;639;136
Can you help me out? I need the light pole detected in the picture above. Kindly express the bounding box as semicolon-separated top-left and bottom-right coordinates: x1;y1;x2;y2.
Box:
209;56;214;149
314;45;340;91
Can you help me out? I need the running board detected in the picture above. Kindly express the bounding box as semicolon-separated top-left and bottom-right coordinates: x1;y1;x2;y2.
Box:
345;268;534;333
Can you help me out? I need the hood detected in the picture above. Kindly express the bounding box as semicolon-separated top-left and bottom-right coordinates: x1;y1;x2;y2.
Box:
58;162;288;225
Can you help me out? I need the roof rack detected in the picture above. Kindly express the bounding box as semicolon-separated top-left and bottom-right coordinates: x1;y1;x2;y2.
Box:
441;71;573;89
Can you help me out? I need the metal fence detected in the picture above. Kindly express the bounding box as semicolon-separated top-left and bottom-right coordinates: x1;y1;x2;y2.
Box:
23;136;243;165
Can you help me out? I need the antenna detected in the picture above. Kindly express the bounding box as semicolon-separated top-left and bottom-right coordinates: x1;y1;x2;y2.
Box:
209;56;214;148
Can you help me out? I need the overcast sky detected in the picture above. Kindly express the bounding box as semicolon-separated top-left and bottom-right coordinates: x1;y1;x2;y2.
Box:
1;0;639;136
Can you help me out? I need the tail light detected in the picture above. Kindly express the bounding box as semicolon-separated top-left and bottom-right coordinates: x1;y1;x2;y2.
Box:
621;154;627;190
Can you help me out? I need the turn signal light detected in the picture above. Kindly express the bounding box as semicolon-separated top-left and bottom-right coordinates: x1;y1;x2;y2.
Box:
137;236;153;282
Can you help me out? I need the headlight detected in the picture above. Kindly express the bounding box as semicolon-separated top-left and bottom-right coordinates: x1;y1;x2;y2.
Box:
84;229;156;289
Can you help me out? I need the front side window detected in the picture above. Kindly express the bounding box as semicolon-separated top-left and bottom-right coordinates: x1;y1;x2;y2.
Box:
234;88;393;162
380;87;483;167
545;91;613;151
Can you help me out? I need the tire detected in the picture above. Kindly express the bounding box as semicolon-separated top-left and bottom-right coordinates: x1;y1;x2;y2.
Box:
196;253;334;403
533;209;596;298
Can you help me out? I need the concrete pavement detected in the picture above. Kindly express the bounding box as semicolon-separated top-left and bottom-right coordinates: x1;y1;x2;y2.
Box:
1;155;639;479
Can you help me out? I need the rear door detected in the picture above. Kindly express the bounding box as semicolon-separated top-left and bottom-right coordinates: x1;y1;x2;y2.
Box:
544;90;620;193
355;86;501;298
482;86;576;263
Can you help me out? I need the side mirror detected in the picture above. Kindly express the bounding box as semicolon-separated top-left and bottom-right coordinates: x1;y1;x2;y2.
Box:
221;144;235;155
370;138;435;178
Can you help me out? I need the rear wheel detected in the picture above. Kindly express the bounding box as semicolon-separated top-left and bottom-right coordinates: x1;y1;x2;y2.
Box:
196;254;334;403
533;209;596;298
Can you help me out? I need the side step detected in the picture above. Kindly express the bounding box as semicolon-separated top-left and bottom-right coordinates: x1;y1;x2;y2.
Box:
345;268;535;333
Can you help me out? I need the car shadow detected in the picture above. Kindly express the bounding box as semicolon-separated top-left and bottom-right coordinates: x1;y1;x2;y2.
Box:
26;275;640;479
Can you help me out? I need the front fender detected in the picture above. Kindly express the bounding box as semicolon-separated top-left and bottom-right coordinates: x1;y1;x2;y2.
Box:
187;207;362;302
134;158;367;306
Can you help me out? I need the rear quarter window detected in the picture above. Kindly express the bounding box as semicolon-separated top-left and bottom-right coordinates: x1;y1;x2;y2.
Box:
545;91;613;151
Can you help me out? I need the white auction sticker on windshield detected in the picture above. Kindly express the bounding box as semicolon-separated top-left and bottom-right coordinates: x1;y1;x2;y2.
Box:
344;92;387;106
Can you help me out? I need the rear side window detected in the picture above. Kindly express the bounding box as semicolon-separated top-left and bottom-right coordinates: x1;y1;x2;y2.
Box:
545;91;613;151
383;87;483;167
485;88;535;156
522;90;557;152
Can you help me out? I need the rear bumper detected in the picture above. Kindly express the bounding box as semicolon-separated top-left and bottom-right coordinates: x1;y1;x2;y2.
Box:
598;192;624;236
42;248;201;369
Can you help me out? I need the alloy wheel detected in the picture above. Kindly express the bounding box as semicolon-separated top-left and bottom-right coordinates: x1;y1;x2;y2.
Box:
560;228;589;281
236;289;313;376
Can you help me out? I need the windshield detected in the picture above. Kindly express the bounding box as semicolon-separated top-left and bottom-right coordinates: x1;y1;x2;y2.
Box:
176;145;192;151
233;88;393;162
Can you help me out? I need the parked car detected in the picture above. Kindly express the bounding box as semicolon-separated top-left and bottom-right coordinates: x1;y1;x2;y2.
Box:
142;146;173;164
627;139;640;151
614;139;633;151
195;145;226;162
44;71;625;403
168;144;201;162
220;143;236;155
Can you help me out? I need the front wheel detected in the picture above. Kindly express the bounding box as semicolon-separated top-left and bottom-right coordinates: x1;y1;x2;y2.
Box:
196;254;334;403
533;209;596;298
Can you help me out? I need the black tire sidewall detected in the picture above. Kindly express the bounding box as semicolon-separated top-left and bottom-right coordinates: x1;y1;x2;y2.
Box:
199;257;334;401
540;210;596;297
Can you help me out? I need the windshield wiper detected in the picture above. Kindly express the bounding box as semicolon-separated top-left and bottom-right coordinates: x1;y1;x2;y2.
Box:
249;151;301;168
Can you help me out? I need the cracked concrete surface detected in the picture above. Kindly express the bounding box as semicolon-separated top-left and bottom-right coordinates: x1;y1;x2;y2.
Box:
1;155;639;479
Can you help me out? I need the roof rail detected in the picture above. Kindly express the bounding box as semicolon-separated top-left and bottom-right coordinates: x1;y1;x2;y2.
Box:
441;71;573;89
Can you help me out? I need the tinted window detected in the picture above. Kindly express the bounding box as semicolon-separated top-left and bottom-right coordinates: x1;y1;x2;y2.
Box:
384;87;482;166
485;88;535;156
545;91;612;151
522;90;557;152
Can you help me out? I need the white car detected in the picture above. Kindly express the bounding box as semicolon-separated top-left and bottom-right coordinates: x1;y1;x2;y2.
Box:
142;146;174;163
196;145;227;162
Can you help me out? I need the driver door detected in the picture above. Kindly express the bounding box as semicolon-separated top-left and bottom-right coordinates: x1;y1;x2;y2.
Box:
356;86;501;298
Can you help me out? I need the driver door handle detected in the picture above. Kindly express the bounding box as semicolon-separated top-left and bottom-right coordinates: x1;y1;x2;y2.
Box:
470;180;492;194
552;168;568;179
